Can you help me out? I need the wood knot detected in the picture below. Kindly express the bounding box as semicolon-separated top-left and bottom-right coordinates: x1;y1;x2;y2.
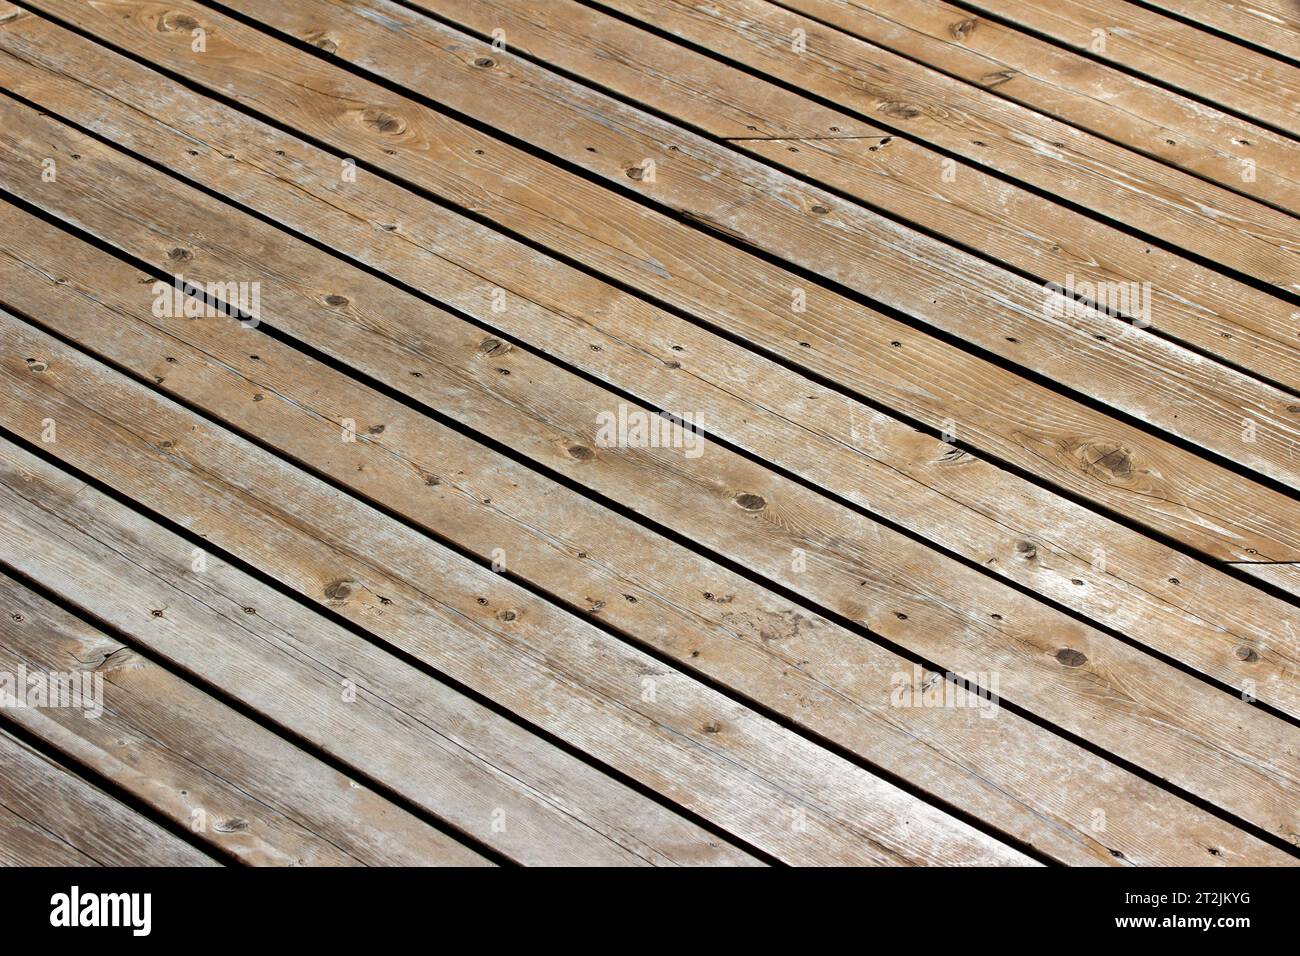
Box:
361;109;406;135
480;337;511;356
701;721;722;734
566;444;595;461
1093;446;1133;479
1014;540;1037;560
626;164;650;181
158;12;200;32
880;101;923;120
1062;438;1139;483
24;358;48;373
1055;648;1088;667
323;579;355;602
93;646;141;673
1234;645;1258;662
324;294;349;306
168;247;191;261
981;69;1016;88
496;609;518;622
733;492;767;512
306;32;338;54
950;18;978;39
474;55;495;68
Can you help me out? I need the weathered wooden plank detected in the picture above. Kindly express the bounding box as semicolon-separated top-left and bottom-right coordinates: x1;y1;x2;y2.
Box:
1139;0;1300;62
0;325;1021;866
0;728;217;866
5;10;1300;586
733;0;1298;211
2;252;1298;847
7;209;1289;864
0;573;492;866
952;0;1300;135
191;0;1300;494
1239;562;1300;599
254;0;1300;293
568;0;1300;283
0;800;98;866
2;0;1289;868
3;76;1300;720
406;0;1300;396
0;472;756;868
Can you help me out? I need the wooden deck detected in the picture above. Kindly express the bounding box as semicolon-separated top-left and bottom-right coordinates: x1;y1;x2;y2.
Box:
0;0;1297;866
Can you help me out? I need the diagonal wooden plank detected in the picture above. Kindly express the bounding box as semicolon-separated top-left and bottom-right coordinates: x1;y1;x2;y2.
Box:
0;800;99;865
404;0;1300;398
0;320;1023;866
0;727;218;866
948;0;1300;135
7;207;1291;864
3;67;1300;718
189;0;1300;494
1138;0;1300;63
0;573;492;866
1;184;1298;847
1239;562;1300;596
0;472;757;868
281;0;1300;291
5;9;1300;587
0;454;764;868
541;0;1300;283
729;0;1299;211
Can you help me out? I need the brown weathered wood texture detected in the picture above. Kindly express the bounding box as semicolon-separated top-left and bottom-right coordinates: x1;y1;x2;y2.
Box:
1;114;1297;847
4;202;1289;865
0;0;1297;868
0;574;494;866
0;727;217;866
6;3;1300;585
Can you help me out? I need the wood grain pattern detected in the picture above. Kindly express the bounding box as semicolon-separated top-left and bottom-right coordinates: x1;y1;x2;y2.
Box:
1;0;1297;868
1139;0;1300;62
4;62;1300;720
0;728;217;866
5;204;1289;865
385;0;1300;394
1;179;1297;848
378;0;1300;290
414;0;1300;406
0;318;1025;867
7;3;1300;582
954;0;1300;134
0;457;753;867
758;0;1299;212
0;573;492;866
204;0;1300;493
